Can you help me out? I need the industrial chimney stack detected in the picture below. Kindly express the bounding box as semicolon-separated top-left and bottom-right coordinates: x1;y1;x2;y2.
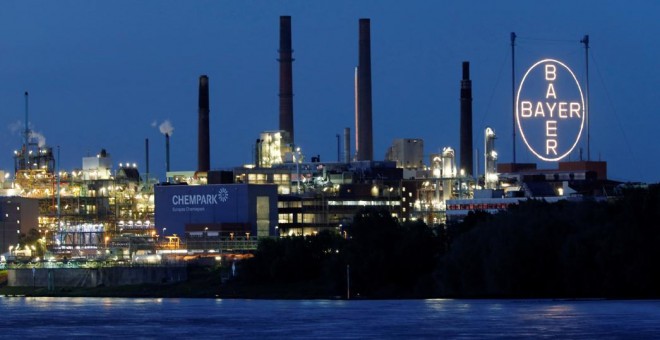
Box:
279;15;295;145
198;75;210;172
356;18;373;161
460;61;473;176
165;133;171;173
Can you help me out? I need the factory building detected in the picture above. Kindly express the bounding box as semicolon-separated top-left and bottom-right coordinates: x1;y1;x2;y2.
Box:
0;15;624;262
153;184;277;251
0;197;39;256
3;145;153;257
385;139;424;170
231;160;413;236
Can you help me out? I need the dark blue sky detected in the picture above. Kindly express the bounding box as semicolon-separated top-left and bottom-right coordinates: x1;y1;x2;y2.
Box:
1;1;658;183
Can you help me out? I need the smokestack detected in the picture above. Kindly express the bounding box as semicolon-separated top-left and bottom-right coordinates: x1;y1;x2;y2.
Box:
354;67;359;161
460;61;473;176
198;75;210;172
357;18;373;161
165;133;170;173
344;127;351;163
279;15;294;145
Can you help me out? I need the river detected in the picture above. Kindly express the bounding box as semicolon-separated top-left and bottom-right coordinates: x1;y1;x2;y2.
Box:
1;298;659;338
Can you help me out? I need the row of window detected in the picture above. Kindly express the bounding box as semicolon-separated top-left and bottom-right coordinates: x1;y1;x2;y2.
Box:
446;203;511;211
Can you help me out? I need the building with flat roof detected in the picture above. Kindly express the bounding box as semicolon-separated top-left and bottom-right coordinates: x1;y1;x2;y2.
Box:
0;197;39;255
154;183;278;251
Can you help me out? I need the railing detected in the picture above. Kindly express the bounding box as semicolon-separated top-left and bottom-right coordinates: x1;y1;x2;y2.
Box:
185;237;259;253
1;260;186;270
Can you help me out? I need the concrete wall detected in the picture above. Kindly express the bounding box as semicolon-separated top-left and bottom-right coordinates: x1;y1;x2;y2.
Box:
8;266;187;288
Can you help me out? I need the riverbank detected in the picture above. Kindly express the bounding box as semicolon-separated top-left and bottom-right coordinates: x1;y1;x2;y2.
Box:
0;267;219;298
0;268;343;299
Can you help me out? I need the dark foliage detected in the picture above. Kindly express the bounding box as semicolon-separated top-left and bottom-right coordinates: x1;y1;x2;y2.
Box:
239;185;660;298
436;185;660;298
240;208;442;297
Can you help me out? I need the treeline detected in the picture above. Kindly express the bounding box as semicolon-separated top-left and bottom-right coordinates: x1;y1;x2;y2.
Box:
439;185;660;298
238;184;660;298
240;209;442;298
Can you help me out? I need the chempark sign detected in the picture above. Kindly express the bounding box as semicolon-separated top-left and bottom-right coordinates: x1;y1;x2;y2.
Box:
516;59;585;161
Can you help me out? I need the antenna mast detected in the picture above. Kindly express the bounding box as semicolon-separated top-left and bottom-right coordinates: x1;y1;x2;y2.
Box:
581;35;590;161
511;32;517;164
24;91;29;170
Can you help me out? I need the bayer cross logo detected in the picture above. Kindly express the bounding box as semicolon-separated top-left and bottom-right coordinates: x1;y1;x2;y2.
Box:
218;188;229;202
516;59;585;162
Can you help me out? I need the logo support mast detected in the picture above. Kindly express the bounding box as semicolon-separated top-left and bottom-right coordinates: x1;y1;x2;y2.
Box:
580;35;590;161
511;32;517;165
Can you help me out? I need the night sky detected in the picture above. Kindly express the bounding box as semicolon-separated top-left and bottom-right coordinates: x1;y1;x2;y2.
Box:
1;1;658;183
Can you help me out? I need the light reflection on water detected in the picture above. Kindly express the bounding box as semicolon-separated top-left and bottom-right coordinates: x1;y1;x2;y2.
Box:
1;297;659;338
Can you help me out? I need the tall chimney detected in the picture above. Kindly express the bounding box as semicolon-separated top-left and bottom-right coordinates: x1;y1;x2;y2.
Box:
460;61;473;176
279;15;294;145
198;75;210;172
165;133;170;173
357;18;373;161
344;127;351;163
354;67;359;161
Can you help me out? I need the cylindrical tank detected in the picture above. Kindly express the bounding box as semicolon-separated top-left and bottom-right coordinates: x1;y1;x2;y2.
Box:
441;147;456;201
484;127;498;189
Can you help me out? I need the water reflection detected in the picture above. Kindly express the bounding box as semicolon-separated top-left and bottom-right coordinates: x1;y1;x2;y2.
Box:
1;298;659;338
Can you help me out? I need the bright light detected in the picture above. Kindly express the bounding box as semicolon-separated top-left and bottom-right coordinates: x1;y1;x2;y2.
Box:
516;58;585;162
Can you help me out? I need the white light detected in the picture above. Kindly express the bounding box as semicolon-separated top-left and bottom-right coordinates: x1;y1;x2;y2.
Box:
516;58;585;162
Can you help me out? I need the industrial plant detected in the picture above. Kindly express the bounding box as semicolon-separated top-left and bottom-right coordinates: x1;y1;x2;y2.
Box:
0;16;619;289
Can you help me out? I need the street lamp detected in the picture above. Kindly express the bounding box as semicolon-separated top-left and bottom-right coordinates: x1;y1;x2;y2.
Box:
204;227;208;253
294;147;302;193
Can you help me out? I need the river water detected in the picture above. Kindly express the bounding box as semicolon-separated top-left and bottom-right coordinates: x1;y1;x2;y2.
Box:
1;298;659;338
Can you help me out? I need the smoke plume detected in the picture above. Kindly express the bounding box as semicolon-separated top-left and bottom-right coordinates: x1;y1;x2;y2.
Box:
29;131;46;147
30;131;46;148
157;120;174;136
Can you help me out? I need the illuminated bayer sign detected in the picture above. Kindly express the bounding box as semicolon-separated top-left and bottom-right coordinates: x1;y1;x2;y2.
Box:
516;59;585;161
